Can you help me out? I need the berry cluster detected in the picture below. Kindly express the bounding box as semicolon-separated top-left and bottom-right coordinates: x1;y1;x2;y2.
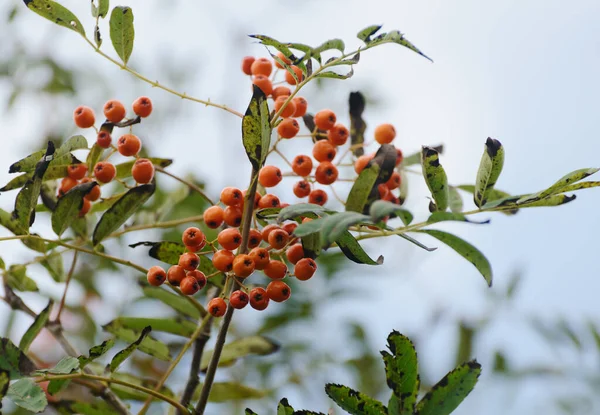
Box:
64;97;155;216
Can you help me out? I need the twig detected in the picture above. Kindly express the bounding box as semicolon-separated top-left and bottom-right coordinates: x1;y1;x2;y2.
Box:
55;251;78;323
155;166;215;206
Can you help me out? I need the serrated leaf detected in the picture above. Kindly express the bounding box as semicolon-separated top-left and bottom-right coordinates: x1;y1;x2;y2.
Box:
108;317;196;338
320;212;372;248
426;212;490;225
19;300;52;352
474;138;504;207
78;339;115;368
402;145;443;167
201;336;279;371
23;0;85;36
415;360;481;415
418;230;492;286
7;264;38;292
8;150;45;173
337;231;383;265
518;168;599;204
349;91;367;157
193;382;267;402
7;378;47;413
381;331;419;414
0;338;37;378
52;181;97;236
357;25;383;43
315;68;354;79
92;183;155;245
421;146;449;211
325;383;387;415
369;200;413;225
278;398;294;415
102;323;169;361
141;285;201;319
242;85;271;170
448;186;463;213
109;325;151;372
109;6;135;65
276;203;328;222
36;356;79;374
115;157;172;179
40;251;64;282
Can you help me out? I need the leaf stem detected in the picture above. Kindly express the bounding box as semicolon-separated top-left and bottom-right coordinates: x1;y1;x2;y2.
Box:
54;250;78;323
108;215;205;239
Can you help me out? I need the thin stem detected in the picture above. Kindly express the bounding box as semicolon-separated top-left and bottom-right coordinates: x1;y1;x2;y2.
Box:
108;215;205;239
81;36;243;119
155;166;215;206
55;251;78;323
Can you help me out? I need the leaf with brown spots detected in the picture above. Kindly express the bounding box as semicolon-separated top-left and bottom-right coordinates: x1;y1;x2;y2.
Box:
325;383;387;415
381;331;419;415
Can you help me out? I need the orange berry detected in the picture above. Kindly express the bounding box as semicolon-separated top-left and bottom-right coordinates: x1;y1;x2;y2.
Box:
132;158;155;184
314;109;336;131
249;247;270;270
395;147;404;166
103;99;126;123
291;155;313;177
79;198;92;217
266;280;291;302
261;224;281;242
132;96;153;118
249;287;270;311
182;227;206;248
264;260;287;280
180;276;200;295
223;205;243;227
250;57;273;77
252;75;273;96
308;189;328;206
313;140;337;162
229;290;249;309
212;250;235;272
274;52;292;69
207;297;227;317
248;228;262;249
378;183;390;200
285;66;303;85
286;244;305;264
220;187;243;206
258;194;280;209
81;178;101;201
117;134;142;157
315;162;339;185
386;171;402;190
67;164;87;180
277;118;300;139
217;228;242;251
179;252;200;271
293;180;311;198
294;258;317;281
282;222;297;235
187;270;207;290
232;254;256;278
203;205;224;229
354;154;374;174
271;86;291;99
93;162;116;184
327;124;349;146
147;266;167;287
167;265;187;286
241;56;255;75
274;96;296;118
73;106;95;128
96;130;112;148
268;229;289;250
374;123;396;144
59;177;78;196
292;97;308;118
258;165;282;188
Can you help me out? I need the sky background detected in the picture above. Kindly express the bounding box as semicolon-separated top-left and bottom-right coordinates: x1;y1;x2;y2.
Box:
1;1;599;414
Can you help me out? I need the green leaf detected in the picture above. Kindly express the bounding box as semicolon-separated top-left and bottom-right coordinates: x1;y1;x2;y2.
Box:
337;231;383;265
86;143;104;175
129;240;185;265
278;398;294;415
52;400;116;414
7;378;47;413
246;409;259;415
315;68;354;80
448;186;463;213
194;382;267;403
19;300;52;352
520;194;576;208
421;146;449;211
426;212;489;225
381;331;419;414
7;265;38;292
8;150;45;173
349;91;367;157
40;251;64;282
0;338;37;378
13;142;55;229
402;145;443;167
518;167;599;204
1;165;71;192
473;138;505;207
102;323;170;361
23;0;85;36
557;180;600;193
103;371;175;402
313;38;345;54
325;383;387;415
292;217;327;238
276;203;328;222
370;30;432;62
201;336;279;371
357;25;383;43
418;230;492;286
52;181;98;236
92;183;155;245
140;285;201;319
248;35;300;64
369;200;413;225
92;0;109;18
415;360;481;415
54;135;88;159
320;212;372;248
115;157;173;179
346;164;380;213
79;339;115;368
36;356;79;374
0;370;9;404
242;85;272;170
109;325;152;372
301;232;321;260
109;6;135;65
107;317;196;338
